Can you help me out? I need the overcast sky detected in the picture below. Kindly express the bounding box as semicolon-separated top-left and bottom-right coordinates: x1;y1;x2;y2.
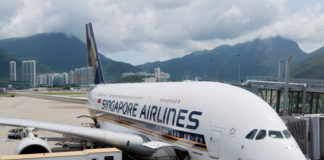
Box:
1;0;324;65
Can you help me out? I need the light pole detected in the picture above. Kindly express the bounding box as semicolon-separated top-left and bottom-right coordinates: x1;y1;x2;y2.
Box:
256;59;258;76
209;58;214;81
283;56;292;116
216;64;219;82
236;54;240;84
278;59;283;81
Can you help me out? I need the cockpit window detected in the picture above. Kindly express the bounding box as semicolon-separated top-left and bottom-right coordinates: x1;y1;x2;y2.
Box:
282;129;292;139
269;130;283;139
245;129;258;140
255;130;266;140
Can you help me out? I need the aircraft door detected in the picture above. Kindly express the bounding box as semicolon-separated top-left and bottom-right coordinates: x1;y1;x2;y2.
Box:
208;129;223;159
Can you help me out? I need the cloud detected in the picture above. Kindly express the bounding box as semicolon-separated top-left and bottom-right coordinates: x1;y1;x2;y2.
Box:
0;0;24;29
257;3;324;52
0;0;323;64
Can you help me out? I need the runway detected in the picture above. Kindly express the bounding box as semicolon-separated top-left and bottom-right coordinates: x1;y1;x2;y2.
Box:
0;96;91;155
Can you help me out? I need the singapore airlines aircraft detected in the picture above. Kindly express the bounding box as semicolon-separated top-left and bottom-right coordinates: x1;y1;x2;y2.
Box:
0;23;306;160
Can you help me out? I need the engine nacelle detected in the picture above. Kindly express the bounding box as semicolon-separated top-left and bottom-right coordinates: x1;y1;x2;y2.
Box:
15;136;51;154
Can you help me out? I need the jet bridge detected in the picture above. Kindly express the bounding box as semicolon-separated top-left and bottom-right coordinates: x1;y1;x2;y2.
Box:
241;76;324;115
282;115;324;160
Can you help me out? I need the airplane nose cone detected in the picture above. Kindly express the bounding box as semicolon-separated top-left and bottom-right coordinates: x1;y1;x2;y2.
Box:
262;148;306;160
280;145;306;160
286;151;306;160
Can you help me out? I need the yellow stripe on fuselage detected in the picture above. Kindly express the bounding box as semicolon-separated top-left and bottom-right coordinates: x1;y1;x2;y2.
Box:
89;109;208;151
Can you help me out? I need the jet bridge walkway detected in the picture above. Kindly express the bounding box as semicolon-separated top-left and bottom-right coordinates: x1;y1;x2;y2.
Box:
240;76;324;115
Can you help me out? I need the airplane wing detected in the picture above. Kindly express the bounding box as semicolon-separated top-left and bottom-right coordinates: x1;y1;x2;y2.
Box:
21;93;88;104
0;116;154;156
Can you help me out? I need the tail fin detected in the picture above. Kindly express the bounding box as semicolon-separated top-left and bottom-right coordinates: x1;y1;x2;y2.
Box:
85;23;105;84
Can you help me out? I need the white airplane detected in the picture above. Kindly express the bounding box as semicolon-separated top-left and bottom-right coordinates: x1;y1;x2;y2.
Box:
0;23;306;160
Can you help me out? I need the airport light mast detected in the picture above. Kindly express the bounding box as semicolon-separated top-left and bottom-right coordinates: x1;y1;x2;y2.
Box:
278;59;284;81
236;54;241;84
283;56;292;116
216;64;219;82
256;59;258;76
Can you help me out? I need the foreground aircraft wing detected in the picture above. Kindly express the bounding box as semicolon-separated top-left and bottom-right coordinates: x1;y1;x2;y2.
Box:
0;116;154;156
27;94;88;104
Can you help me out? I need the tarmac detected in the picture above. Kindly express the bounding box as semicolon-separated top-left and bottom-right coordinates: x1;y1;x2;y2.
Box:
0;96;91;155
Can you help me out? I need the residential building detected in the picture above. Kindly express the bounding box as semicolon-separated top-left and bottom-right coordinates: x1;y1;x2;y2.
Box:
122;72;135;78
68;70;74;84
74;68;81;85
62;72;68;85
52;73;63;86
144;77;157;83
144;67;170;82
9;61;16;81
154;67;170;82
158;72;170;82
79;67;93;85
154;68;161;79
37;74;49;86
36;67;92;87
22;60;36;87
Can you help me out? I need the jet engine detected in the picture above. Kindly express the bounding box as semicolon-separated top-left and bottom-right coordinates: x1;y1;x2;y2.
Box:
15;128;51;154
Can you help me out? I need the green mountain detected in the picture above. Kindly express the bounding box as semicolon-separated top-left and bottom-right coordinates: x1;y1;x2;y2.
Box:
0;33;141;82
1;34;320;82
100;55;141;82
0;33;88;72
0;48;12;81
138;36;311;81
292;47;324;79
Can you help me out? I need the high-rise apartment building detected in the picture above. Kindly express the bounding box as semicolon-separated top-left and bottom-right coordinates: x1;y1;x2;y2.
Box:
144;67;170;82
74;68;81;85
68;70;74;84
37;74;49;86
9;61;16;81
35;67;93;87
62;72;68;85
70;67;93;85
80;67;93;85
22;60;36;87
154;68;161;79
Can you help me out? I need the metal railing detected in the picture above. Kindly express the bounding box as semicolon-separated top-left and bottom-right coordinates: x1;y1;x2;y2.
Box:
246;76;324;90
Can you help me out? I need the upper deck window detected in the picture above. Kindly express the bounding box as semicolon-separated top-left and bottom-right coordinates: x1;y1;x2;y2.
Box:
269;130;283;139
245;129;258;140
255;130;266;140
282;129;292;138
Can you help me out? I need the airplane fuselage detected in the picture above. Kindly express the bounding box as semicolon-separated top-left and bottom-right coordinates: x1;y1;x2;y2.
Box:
88;82;306;160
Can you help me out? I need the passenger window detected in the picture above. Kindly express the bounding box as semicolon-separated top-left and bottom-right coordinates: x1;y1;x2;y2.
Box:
269;130;283;138
255;130;266;140
245;129;258;140
282;129;292;138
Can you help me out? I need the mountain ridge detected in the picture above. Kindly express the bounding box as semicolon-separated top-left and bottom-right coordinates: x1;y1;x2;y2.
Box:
138;36;312;81
0;33;141;82
292;47;324;79
0;33;322;82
